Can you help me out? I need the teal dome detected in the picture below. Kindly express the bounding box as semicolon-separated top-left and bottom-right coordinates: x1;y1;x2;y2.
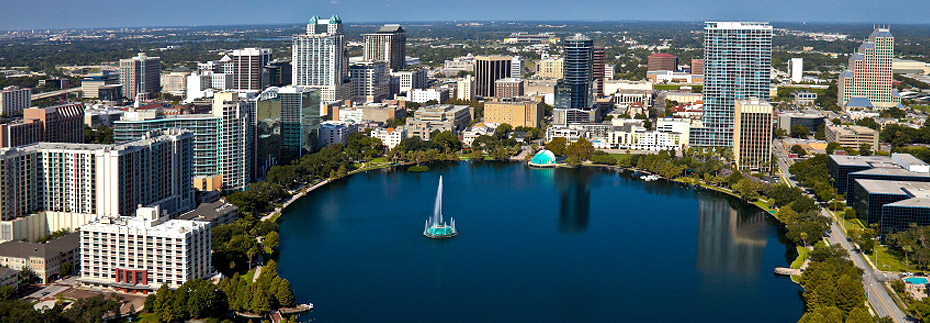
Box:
329;14;342;24
530;150;556;166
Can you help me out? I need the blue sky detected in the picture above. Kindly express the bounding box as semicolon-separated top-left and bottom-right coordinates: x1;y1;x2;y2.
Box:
2;0;928;30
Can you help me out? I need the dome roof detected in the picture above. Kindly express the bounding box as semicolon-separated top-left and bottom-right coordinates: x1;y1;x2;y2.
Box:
530;150;557;165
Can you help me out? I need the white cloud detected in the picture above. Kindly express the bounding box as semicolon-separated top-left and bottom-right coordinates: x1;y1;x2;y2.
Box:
330;0;339;4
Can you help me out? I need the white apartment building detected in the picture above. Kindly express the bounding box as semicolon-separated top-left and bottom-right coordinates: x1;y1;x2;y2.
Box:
788;58;804;83
370;127;406;149
391;69;427;93
0;86;31;117
338;108;365;123
456;75;475;101
292;15;349;101
79;206;211;293
655;118;691;147
408;88;449;103
319;121;359;147
212;92;254;191
0;129;195;222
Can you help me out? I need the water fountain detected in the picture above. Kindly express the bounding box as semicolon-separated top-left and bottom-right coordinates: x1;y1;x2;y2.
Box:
424;176;457;239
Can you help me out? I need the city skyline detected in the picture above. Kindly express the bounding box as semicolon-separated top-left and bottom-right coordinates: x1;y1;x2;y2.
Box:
1;0;929;30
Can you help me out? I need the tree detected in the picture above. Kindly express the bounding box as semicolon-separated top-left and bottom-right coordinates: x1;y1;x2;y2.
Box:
494;123;513;139
263;231;280;254
566;138;595;161
858;143;872;156
815;124;826;140
59;262;73;277
856;117;880;131
790;145;807;157
250;287;272;314
276;279;297;308
182;279;228;318
825;142;842;155
547;137;568;156
791;124;810;138
733;178;761;201
773;127;788;139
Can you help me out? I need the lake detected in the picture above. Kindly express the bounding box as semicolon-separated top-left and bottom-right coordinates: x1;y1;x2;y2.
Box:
277;162;803;322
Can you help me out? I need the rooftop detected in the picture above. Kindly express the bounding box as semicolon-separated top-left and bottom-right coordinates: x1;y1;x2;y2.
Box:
0;232;79;259
855;179;930;195
179;200;238;222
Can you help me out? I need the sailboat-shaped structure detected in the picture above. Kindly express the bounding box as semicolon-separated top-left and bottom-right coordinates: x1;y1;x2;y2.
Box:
424;176;457;239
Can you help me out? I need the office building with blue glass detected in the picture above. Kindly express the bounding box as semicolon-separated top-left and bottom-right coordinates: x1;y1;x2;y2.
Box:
690;22;772;147
554;34;594;122
828;154;930;197
849;179;930;240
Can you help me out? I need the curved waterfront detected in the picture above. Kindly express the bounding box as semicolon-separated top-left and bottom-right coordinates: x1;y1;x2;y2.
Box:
277;162;803;322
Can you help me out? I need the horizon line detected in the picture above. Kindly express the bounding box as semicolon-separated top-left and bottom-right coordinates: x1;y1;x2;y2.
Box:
2;19;927;33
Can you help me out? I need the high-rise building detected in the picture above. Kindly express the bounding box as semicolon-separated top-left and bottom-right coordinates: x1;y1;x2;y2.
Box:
555;34;594;110
474;56;512;98
114;94;254;191
319;121;358;147
592;47;606;97
119;53;161;100
363;24;406;71
0;86;31;117
690;22;772;147
262;59;292;88
838;28;899;110
456;75;475;101
0;119;40;148
350;61;390;103
691;59;704;75
279;86;321;158
230;48;273;92
22;103;85;144
292;15;349;102
160;68;191;96
511;56;524;79
0;129;194;221
79;206;211;293
81;72;120;100
647;53;678;71
788;58;804;83
733;98;773;172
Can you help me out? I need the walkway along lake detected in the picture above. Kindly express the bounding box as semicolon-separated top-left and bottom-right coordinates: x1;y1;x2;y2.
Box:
276;162;804;322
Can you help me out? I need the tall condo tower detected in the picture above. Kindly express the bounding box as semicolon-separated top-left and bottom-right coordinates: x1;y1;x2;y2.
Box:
292;15;349;102
838;27;899;110
363;25;407;71
474;56;512;98
690;22;772;147
230;48;273;92
119;53;161;100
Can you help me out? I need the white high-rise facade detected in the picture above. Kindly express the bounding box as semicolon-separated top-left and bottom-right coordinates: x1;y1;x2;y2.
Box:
690;22;772;147
788;58;803;83
79;206;211;293
0;129;195;221
0;86;31;117
212;92;254;191
230;48;273;92
349;61;390;103
292;15;349;102
456;75;475;101
838;28;899;110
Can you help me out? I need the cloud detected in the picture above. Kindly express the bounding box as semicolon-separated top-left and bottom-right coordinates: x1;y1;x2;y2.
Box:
330;0;339;4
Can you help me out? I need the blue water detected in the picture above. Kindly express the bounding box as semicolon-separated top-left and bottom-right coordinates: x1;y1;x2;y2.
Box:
277;162;803;322
905;277;928;284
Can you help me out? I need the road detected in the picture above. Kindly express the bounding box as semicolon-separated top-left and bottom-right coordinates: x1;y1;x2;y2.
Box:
31;87;82;101
774;139;908;322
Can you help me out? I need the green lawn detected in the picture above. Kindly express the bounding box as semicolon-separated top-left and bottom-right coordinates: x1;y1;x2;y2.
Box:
135;313;160;323
869;245;909;273
654;84;681;91
791;246;810;269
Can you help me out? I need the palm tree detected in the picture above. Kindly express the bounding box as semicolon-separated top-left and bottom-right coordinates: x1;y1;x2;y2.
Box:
800;232;809;247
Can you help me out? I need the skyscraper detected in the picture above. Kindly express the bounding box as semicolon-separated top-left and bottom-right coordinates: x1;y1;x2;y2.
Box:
838;28;899;110
363;24;406;71
474;56;512;98
119;53;161;100
292;15;349;102
230;48;273;92
690;22;772;147
647;53;678;71
349;61;390;103
279;86;321;158
554;34;594;110
733;98;773;172
592;47;606;97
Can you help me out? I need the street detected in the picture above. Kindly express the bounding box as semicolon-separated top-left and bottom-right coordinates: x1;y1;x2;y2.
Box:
775;140;909;322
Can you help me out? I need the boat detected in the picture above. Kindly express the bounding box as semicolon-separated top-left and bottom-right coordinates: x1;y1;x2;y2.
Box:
640;174;660;182
424;176;457;239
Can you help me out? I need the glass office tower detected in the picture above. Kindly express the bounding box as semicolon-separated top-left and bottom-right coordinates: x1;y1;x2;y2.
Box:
554;34;594;110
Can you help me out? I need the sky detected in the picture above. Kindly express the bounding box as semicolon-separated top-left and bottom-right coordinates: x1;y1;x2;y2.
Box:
2;0;929;30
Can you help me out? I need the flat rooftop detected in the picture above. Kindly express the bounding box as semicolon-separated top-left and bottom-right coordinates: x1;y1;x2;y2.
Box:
829;155;899;168
855;179;930;195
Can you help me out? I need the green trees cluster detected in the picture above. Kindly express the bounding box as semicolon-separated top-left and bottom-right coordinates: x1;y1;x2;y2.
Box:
145;280;228;322
211;217;279;274
887;225;930;270
84;125;114;144
797;244;869;323
218;260;296;315
390;131;463;163
789;154;836;202
881;124;930;148
0;293;122;323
